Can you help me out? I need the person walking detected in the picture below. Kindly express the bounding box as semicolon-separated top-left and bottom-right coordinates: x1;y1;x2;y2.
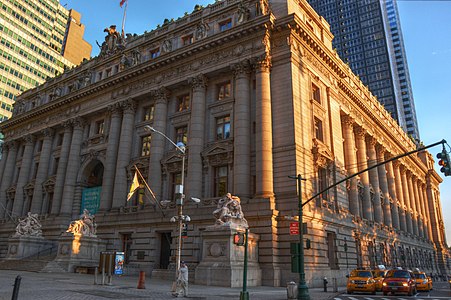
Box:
173;261;189;298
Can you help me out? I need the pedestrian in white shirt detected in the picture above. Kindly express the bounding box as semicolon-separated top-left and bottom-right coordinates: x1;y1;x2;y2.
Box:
173;261;189;297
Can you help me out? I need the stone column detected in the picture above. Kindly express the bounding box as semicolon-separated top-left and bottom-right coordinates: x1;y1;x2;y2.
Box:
422;184;433;241
31;128;54;214
112;100;136;208
414;179;424;238
393;161;407;231
100;103;122;210
417;181;427;238
375;145;392;227
385;156;399;229
12;135;35;217
233;61;251;199
0;142;9;185
408;173;419;237
148;88;169;201
366;137;383;223
341;115;360;217
51;122;72;214
254;57;274;198
354;127;373;221
0;141;18;218
186;75;207;199
400;166;413;234
60;118;84;216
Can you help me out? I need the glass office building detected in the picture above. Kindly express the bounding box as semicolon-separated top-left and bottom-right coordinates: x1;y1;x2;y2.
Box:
0;0;91;122
308;0;420;140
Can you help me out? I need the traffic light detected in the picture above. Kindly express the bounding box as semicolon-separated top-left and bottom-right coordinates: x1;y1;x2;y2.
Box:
437;149;451;176
233;232;245;246
181;223;188;238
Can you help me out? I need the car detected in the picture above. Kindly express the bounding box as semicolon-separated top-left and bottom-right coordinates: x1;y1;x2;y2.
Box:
372;269;387;291
346;269;376;294
382;269;417;296
413;271;432;291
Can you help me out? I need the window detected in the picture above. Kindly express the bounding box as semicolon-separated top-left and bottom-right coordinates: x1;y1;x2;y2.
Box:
312;84;321;103
327;232;338;269
216;116;231;140
141;135;151;156
217;81;231;100
177;94;190;111
219;19;232;31
214;166;228;197
314;117;323;142
317;167;328;201
143;105;155;122
95;120;105;135
176;126;188;146
150;48;160;59
182;34;193;46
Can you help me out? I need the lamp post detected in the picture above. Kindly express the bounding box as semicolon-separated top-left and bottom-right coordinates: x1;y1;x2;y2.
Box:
288;174;310;300
144;125;187;289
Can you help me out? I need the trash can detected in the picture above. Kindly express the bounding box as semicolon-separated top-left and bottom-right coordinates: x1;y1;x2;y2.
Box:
287;281;298;300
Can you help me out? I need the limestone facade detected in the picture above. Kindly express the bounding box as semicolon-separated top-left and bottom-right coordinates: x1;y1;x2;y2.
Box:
0;0;449;287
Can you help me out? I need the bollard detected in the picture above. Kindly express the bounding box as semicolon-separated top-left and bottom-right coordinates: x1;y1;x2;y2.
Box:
287;281;298;300
11;275;21;300
333;277;338;292
323;277;328;292
137;271;146;289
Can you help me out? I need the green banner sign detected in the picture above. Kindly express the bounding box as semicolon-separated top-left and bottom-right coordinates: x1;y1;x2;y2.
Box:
81;186;102;215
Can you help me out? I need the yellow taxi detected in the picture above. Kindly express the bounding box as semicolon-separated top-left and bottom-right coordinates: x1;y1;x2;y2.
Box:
347;269;376;294
372;269;387;291
413;270;432;291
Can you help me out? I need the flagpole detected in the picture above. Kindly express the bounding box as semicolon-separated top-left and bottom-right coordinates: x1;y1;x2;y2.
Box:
134;166;166;217
121;0;128;38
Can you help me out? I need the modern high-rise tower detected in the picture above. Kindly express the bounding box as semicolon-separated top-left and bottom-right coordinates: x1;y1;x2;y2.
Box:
307;0;420;140
0;0;92;122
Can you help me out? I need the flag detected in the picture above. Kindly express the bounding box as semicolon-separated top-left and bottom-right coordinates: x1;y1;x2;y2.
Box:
127;172;139;201
120;0;127;8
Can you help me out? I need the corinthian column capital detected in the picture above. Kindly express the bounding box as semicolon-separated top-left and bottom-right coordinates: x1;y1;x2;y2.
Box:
188;74;208;91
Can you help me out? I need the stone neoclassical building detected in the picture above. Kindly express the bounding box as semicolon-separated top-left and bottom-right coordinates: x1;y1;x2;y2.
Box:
0;0;449;287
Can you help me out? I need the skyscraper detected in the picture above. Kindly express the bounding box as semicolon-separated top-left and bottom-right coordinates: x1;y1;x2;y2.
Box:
307;0;420;139
0;0;92;122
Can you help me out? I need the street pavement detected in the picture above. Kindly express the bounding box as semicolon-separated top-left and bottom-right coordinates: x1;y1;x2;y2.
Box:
0;270;345;300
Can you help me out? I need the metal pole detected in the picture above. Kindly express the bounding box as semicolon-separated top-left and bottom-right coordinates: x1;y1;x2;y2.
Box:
11;275;21;300
240;228;249;300
175;153;185;290
295;174;310;300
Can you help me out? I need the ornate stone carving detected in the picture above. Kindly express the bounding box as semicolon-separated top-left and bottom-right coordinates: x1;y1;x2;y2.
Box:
162;38;173;53
196;20;209;40
121;99;137;113
152;87;170;103
97;25;126;57
232;60;251;78
213;193;248;228
188;74;208;90
13;212;42;237
237;1;250;24
257;0;269;15
66;209;97;237
253;55;271;73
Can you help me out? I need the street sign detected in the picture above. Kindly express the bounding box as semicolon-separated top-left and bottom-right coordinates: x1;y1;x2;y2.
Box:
290;222;299;235
290;222;308;235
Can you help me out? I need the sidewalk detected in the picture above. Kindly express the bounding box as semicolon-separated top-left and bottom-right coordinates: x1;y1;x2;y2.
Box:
0;270;345;300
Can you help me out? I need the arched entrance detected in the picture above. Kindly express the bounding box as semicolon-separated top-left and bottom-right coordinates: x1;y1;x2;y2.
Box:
80;159;104;214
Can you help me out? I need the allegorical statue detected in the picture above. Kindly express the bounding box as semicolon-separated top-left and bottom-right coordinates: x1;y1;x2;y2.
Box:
66;209;97;237
96;25;126;57
213;193;248;228
14;212;43;237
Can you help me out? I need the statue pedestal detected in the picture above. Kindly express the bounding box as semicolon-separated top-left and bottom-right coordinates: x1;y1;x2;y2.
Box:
6;236;53;259
195;224;261;287
55;233;106;272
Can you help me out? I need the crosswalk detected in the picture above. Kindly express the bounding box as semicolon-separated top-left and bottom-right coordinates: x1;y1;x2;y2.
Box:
333;296;451;300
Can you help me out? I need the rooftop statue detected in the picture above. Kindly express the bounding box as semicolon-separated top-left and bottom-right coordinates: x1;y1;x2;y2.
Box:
213;193;248;228
66;209;97;237
96;25;126;57
14;212;43;237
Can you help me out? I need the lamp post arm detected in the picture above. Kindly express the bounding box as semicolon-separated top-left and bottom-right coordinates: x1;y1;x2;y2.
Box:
303;139;446;208
145;126;185;154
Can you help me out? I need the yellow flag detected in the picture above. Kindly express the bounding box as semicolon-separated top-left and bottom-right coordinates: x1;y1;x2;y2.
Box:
127;172;139;201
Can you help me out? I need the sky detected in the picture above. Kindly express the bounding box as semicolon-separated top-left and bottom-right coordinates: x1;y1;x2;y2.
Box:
63;0;451;245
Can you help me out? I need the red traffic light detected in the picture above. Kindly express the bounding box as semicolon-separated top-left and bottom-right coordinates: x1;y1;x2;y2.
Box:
233;233;245;246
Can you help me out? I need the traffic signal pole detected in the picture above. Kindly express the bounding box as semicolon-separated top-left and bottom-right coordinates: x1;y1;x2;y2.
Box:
303;139;447;208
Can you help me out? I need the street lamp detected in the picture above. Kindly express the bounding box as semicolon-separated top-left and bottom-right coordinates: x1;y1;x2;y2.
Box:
288;174;310;300
144;125;187;290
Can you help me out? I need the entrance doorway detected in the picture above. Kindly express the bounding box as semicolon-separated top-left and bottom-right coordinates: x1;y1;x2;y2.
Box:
159;232;171;269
